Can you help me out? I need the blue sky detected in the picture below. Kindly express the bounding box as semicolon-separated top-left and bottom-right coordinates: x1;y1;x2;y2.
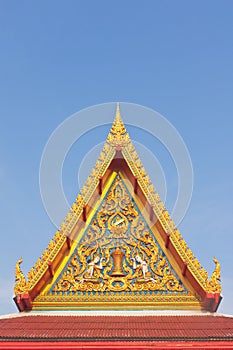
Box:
0;1;233;315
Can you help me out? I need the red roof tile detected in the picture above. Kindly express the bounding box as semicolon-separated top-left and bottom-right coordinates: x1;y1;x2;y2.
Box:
0;315;233;341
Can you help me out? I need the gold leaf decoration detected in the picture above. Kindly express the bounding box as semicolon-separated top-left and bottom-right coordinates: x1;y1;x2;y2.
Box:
206;257;222;293
51;175;184;296
14;257;29;295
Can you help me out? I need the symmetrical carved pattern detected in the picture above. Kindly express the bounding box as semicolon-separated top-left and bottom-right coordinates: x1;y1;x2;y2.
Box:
107;108;130;147
50;176;185;298
35;293;199;306
14;105;222;301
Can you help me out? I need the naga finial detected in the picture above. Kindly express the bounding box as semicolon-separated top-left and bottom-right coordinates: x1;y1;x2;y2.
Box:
15;257;23;281
213;256;221;280
206;257;221;293
14;257;29;295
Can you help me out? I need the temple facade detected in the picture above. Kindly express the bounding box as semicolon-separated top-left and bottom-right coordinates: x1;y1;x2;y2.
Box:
0;105;233;349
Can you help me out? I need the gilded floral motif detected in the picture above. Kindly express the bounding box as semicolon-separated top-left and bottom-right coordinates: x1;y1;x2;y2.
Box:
51;176;184;295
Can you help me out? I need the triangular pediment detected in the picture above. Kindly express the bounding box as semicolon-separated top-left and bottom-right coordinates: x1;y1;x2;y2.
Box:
36;173;193;309
14;104;222;312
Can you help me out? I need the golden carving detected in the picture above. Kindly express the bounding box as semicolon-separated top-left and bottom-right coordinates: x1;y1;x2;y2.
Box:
122;140;216;293
71;203;79;214
14;258;29;295
17;104;222;306
111;247;125;277
51;175;184;297
206;257;222;293
110;103;127;136
20;125;116;292
199;267;208;282
163;211;171;222
34;292;199;308
108;213;129;238
26;233;66;287
80;254;104;283
107;104;130;146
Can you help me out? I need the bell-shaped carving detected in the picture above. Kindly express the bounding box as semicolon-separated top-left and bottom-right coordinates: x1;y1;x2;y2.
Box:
110;247;125;277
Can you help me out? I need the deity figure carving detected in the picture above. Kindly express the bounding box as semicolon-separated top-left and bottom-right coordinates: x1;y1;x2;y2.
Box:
80;255;104;283
132;254;156;282
51;176;186;295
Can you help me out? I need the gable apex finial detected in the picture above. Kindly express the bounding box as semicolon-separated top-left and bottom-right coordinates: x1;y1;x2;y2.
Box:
116;102;120;117
110;102;126;136
115;102;122;123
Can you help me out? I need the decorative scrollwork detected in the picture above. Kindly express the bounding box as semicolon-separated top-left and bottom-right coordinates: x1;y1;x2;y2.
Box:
17;105;221;307
51;175;185;297
107;104;130;147
121;140;215;293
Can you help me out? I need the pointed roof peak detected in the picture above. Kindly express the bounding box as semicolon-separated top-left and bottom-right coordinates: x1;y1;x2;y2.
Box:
13;104;222;313
107;103;130;147
115;102;121;120
110;102;126;136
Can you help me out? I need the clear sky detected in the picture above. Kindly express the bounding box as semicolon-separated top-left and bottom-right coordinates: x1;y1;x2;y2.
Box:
0;1;233;315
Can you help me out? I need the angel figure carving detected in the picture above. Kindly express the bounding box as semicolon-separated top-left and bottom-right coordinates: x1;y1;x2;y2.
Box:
132;254;156;282
80;255;104;283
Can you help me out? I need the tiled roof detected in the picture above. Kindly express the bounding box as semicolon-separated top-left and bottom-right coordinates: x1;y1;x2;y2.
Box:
0;314;233;341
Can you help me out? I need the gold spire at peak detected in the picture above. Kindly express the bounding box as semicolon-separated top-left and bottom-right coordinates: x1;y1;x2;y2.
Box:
107;103;130;146
110;103;126;136
115;102;121;121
